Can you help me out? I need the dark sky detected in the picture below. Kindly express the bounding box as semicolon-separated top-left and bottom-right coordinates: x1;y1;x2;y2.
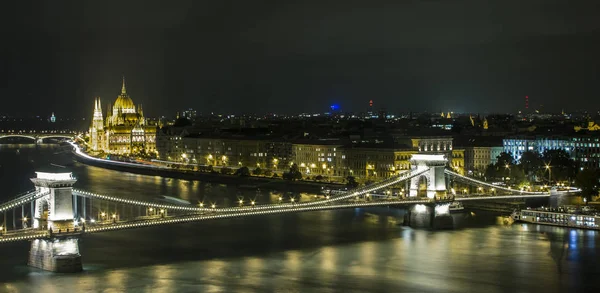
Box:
1;1;600;117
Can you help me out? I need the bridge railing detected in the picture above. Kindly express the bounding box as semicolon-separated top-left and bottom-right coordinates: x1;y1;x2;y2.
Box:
0;190;49;213
444;170;547;195
83;198;435;234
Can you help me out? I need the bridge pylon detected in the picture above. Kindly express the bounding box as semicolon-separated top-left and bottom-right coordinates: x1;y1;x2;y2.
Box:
28;169;82;273
409;154;448;199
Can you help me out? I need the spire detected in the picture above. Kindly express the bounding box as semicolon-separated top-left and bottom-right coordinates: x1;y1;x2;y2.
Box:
121;76;127;95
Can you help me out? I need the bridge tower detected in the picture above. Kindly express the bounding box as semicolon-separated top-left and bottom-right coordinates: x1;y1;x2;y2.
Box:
28;169;82;273
409;154;448;198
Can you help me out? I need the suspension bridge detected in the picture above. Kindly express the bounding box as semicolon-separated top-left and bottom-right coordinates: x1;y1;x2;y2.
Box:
0;154;569;273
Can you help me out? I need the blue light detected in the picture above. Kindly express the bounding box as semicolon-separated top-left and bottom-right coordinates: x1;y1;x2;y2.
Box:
330;104;340;111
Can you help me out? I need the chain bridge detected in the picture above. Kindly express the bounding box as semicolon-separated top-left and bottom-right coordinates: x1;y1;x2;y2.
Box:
0;131;76;143
0;154;574;273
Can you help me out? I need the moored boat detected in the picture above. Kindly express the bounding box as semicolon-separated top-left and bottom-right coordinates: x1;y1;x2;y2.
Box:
512;206;600;230
449;201;465;213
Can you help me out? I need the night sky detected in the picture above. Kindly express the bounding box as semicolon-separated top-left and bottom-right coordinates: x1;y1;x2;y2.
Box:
1;1;600;117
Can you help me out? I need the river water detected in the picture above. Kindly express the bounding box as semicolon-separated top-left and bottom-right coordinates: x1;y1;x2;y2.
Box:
0;144;599;292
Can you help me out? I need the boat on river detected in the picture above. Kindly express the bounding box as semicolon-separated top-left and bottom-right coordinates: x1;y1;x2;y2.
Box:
449;201;465;213
511;206;600;230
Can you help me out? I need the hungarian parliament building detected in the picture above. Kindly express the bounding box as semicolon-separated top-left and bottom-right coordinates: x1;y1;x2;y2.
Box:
89;78;157;156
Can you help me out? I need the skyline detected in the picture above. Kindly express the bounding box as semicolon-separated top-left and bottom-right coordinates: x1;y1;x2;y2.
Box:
2;1;600;117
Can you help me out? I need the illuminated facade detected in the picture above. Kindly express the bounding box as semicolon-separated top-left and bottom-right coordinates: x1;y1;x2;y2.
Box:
451;148;465;175
292;141;344;177
89;78;157;155
504;135;600;169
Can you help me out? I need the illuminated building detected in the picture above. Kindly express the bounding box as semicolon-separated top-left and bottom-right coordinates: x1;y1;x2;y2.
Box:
451;149;465;175
89;78;157;156
292;140;344;177
504;135;600;169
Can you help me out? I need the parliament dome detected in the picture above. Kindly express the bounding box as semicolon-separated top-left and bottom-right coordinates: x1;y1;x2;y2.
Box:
113;77;136;114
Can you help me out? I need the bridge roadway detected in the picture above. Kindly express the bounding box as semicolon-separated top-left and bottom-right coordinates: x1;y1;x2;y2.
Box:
0;198;442;243
71;168;431;214
0;133;75;141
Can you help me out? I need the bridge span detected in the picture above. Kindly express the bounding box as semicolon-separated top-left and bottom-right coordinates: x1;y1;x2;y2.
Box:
0;153;565;273
0;131;76;143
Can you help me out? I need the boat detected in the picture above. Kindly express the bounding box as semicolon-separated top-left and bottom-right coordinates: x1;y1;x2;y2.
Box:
512;207;600;230
449;201;465;212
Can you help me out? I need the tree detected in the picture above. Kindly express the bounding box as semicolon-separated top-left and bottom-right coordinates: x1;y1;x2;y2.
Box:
220;167;233;175
346;176;359;188
263;169;273;177
283;163;302;181
575;169;600;203
252;167;263;176
235;166;250;177
315;175;324;181
542;149;576;182
484;164;498;180
518;151;543;179
495;152;515;167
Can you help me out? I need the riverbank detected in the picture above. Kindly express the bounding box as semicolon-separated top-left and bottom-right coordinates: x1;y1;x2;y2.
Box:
67;143;344;193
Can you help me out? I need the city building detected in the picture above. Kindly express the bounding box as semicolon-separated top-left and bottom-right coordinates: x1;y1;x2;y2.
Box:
89;78;157;156
504;134;600;170
339;145;417;181
451;148;465;175
181;108;197;124
503;136;574;161
291;139;345;177
455;136;503;176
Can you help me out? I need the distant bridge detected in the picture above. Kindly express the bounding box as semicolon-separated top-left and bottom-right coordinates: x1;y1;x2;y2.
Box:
0;131;76;143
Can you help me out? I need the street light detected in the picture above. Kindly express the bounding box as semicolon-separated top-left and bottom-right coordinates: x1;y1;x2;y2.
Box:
545;164;551;184
251;200;255;206
278;196;283;202
199;202;204;208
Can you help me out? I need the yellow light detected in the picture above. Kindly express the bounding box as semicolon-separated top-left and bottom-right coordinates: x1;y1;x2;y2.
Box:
239;199;243;204
278;197;282;201
149;208;153;212
101;212;106;217
199;203;204;207
23;217;27;221
112;214;116;218
211;204;216;209
300;163;306;167
160;209;165;214
251;201;255;205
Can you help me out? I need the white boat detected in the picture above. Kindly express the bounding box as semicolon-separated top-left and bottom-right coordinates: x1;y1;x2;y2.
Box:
512;207;600;230
449;202;465;212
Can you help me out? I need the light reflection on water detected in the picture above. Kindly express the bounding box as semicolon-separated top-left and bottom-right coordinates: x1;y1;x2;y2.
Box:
0;144;599;292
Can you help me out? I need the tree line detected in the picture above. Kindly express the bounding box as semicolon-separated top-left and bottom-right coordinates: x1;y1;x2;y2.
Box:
484;149;599;200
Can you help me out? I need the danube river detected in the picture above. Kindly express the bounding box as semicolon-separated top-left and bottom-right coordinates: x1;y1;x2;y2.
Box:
0;144;599;292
